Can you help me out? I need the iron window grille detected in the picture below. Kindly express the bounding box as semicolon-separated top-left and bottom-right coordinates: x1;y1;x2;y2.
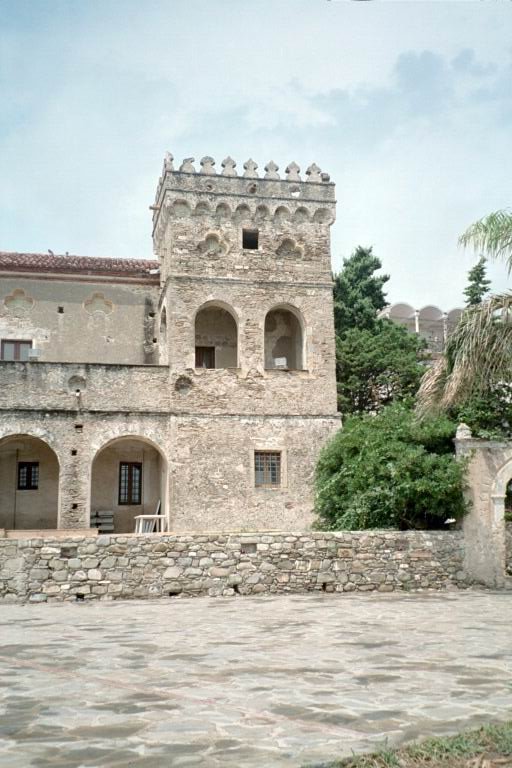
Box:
17;462;39;490
254;451;281;488
119;462;142;505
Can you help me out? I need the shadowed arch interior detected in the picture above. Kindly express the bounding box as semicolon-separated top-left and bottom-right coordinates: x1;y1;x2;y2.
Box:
90;436;168;534
264;307;304;370
0;435;59;530
195;303;238;368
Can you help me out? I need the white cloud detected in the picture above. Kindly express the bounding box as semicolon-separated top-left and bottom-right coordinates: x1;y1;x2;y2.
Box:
0;0;511;305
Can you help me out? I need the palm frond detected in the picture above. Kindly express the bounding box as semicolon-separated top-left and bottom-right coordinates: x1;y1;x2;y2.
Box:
417;291;512;413
415;357;448;416
459;209;512;272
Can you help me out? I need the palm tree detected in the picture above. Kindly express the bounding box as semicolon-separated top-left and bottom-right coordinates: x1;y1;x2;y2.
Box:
459;210;512;271
417;209;512;413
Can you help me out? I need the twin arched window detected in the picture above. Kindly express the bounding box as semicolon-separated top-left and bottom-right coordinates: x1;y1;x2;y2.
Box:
194;303;304;370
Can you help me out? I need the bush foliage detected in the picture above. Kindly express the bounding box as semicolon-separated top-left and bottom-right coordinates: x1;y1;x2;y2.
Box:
315;404;467;531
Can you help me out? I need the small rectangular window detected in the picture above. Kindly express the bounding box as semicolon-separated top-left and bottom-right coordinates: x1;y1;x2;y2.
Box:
195;346;215;369
1;340;32;361
119;462;142;505
17;462;39;490
254;451;281;488
242;229;259;250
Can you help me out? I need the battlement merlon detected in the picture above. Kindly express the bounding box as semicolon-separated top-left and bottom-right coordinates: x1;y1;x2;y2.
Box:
150;154;336;248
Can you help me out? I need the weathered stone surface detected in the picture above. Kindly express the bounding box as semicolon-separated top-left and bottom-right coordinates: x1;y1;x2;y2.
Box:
0;530;467;603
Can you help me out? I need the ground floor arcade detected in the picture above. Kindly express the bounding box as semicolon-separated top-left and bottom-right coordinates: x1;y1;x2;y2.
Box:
0;411;339;536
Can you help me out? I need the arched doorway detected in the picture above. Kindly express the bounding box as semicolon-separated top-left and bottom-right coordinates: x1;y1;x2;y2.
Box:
264;306;305;370
0;435;59;530
194;303;238;368
90;437;168;534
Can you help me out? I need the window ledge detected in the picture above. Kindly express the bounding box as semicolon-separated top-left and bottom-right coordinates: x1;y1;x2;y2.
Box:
194;367;241;373
264;367;309;374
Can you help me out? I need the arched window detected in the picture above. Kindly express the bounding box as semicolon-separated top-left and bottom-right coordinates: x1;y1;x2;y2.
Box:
194;304;238;369
264;306;304;370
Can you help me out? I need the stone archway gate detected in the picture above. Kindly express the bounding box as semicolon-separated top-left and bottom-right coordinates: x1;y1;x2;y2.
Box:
456;428;512;588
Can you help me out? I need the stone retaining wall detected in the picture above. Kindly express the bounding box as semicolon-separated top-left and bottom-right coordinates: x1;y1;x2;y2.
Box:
0;530;466;603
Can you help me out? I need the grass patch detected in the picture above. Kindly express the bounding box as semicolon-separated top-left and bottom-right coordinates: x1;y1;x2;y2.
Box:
306;721;512;767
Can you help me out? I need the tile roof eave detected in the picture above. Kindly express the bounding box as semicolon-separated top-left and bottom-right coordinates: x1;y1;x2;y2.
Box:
0;252;160;281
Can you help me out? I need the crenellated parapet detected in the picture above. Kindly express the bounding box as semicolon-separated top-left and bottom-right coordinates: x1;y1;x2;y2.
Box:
151;153;336;253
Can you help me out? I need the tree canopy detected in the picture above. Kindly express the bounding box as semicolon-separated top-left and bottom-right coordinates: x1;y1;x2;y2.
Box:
315;404;467;531
333;246;425;414
333;246;389;333
336;322;425;414
463;256;491;306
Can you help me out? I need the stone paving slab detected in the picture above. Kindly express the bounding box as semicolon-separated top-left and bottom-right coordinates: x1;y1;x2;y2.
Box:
0;591;511;767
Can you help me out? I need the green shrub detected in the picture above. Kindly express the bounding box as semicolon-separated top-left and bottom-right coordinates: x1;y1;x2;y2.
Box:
315;403;467;530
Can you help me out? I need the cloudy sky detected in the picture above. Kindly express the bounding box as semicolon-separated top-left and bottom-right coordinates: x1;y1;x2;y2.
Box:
1;0;511;308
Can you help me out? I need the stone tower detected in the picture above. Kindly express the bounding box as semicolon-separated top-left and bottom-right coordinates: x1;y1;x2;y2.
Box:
151;153;340;530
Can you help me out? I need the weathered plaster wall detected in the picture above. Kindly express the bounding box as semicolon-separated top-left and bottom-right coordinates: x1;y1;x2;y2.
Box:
0;530;466;604
0;362;170;412
0;277;160;364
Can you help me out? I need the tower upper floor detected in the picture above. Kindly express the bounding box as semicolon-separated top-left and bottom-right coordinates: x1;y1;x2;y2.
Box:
151;154;336;285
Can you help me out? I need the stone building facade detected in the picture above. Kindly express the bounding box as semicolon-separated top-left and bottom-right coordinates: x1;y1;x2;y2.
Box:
0;154;340;535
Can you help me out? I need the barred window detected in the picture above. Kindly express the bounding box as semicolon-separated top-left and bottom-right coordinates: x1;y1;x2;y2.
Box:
119;462;142;505
254;451;281;488
18;462;39;490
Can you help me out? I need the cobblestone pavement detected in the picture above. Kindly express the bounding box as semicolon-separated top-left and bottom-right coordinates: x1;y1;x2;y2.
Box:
0;591;511;768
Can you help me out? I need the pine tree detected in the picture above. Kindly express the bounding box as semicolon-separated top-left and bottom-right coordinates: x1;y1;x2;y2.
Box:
333;246;389;334
333;246;424;414
463;256;491;306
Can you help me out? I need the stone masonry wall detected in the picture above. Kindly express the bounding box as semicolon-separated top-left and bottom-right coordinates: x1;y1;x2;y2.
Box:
0;530;466;604
506;522;512;575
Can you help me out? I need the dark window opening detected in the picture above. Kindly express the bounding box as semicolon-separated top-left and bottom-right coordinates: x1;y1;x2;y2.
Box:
1;339;32;361
195;346;215;369
18;462;39;490
254;451;281;488
242;229;259;250
57;306;64;314
119;462;142;505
